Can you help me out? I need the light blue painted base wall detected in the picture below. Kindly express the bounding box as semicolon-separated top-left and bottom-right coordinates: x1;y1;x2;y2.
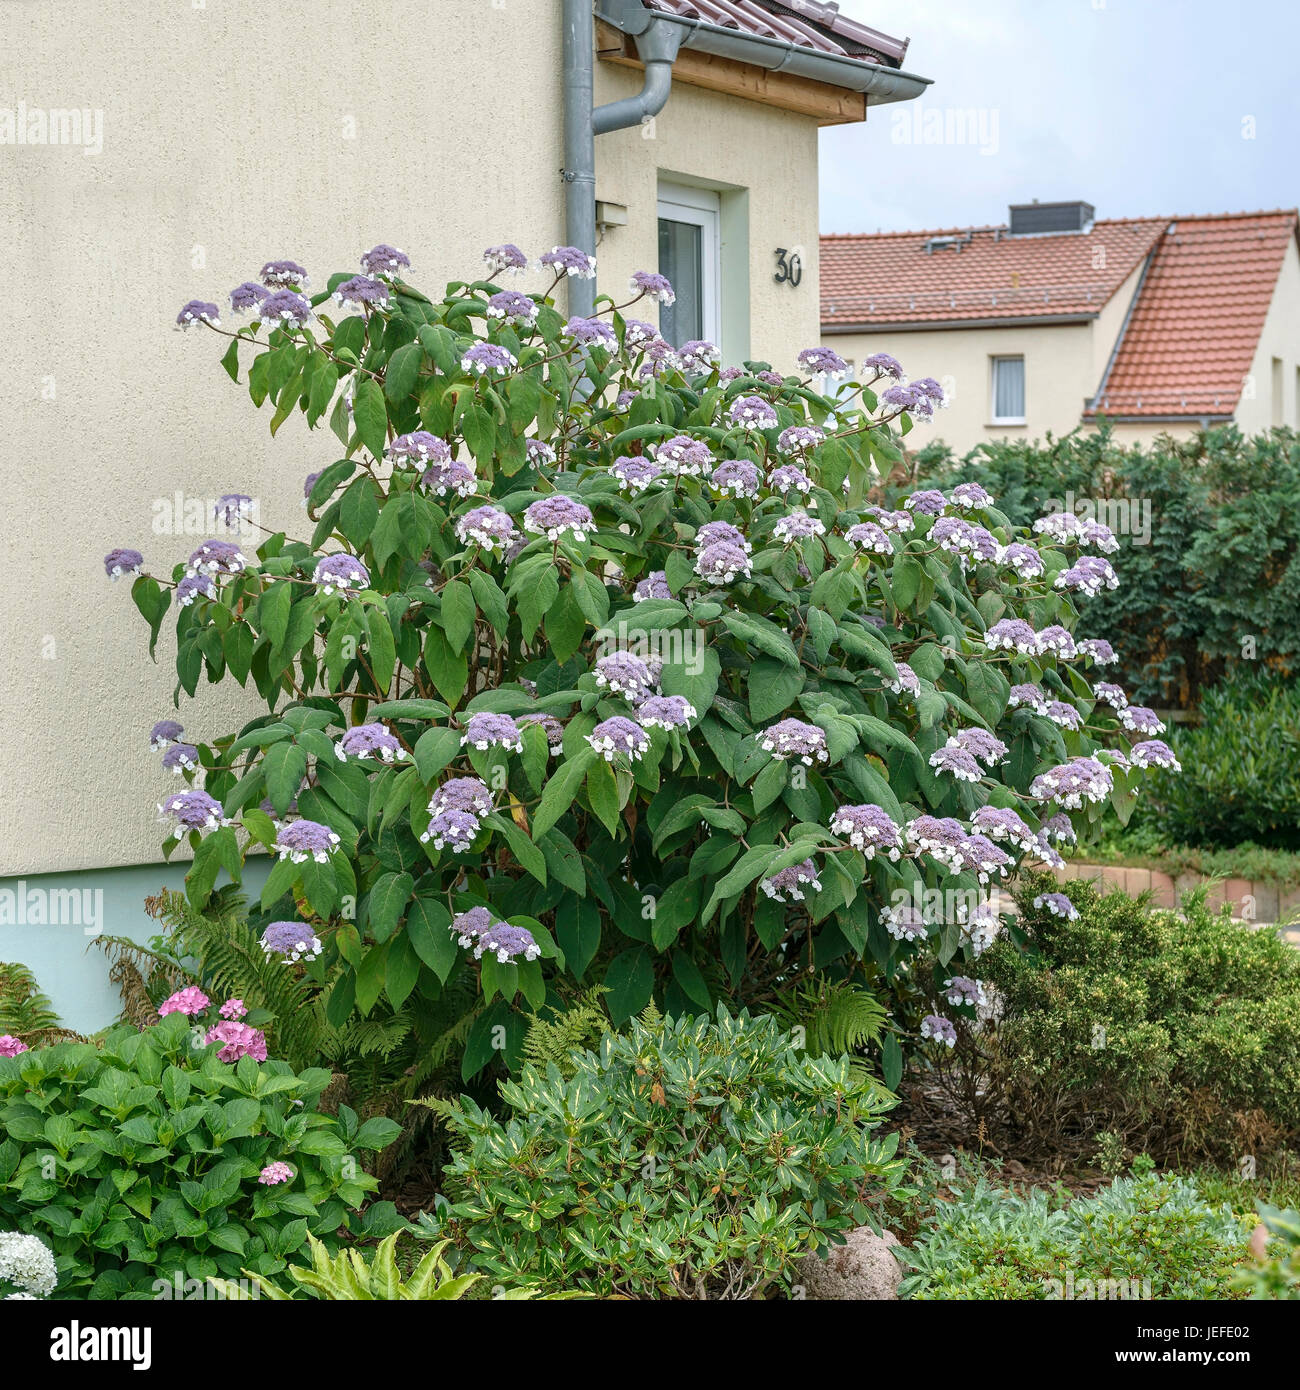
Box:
0;860;271;1034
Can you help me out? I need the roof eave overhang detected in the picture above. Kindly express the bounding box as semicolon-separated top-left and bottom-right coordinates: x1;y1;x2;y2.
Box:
822;312;1098;334
1082;412;1236;424
597;1;932;104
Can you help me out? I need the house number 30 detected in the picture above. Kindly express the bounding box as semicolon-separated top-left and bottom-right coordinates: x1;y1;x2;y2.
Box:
774;247;803;287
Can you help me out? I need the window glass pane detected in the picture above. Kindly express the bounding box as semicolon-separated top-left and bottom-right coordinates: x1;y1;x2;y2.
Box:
658;217;703;347
994;357;1025;419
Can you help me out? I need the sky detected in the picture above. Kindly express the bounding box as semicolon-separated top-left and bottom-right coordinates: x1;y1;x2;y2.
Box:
820;0;1300;234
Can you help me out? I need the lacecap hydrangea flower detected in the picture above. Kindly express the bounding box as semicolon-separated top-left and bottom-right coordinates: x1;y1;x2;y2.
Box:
333;275;389;310
455;505;516;552
540;245;596;278
920;1014;958;1047
759;718;828;765
159;790;228;839
187;539;247;578
487;289;539;326
149;719;184;751
259;289;313;333
484;243;528;276
797;346;848;376
260;259;309;288
104;548;144;580
176;299;220;330
313;553;369;595
461;712;523;754
275;820;341;864
830;803;902;859
635;694;696;730
260;921;322;962
461;342;517;376
360;243;410;279
387;431;450;468
523;495;593;543
587;716;650;762
229;281;268;315
630;270;675;303
760;859;822;902
336;724;408;763
1033;892;1080;920
611;455;662;494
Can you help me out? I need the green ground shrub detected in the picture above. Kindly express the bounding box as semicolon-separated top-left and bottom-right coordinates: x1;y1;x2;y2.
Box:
900;1173;1247;1299
961;875;1300;1159
1135;673;1300;850
0;1013;402;1298
423;1005;906;1299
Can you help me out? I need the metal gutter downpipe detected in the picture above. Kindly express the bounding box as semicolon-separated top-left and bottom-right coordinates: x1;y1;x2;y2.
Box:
562;0;598;318
563;0;684;317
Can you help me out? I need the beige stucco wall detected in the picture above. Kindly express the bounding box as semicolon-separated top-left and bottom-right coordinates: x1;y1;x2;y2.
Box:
824;319;1101;457
0;1;826;875
1238;235;1300;434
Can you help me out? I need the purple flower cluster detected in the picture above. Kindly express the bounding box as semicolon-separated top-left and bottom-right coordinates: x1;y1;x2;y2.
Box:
461;712;523;754
260;920;322;962
630;270;675;304
187;539;247;578
797;347;848;376
422;776;494;851
259;290;313;333
313;553;369;595
635;694;696;730
710;458;760;498
461;343;517;376
587;715;650;762
611;455;663;494
260;259;309;288
486;289;539;326
336;723;408;764
104;548;144;580
456;505;516;552
523;495;593;543
777;425;825;454
830;803;902;859
159;790;227;839
333;275;389;310
728;395;779;430
484;243;528;276
760;858;822;902
360;244;410;279
1030;757;1114;809
759;718;828;766
176;300;220;330
451;907;541;963
655;435;713;478
540;245;596;279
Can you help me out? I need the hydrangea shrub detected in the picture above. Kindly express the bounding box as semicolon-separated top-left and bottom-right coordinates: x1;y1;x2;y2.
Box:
111;243;1161;1078
0;1013;401;1298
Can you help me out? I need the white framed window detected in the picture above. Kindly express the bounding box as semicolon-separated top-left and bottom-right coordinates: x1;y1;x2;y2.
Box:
991;355;1026;424
657;182;721;349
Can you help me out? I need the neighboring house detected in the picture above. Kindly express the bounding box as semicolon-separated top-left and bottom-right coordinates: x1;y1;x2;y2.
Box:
0;0;929;1027
821;202;1300;454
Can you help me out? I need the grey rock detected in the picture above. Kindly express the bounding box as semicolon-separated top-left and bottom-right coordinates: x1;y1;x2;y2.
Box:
797;1227;903;1300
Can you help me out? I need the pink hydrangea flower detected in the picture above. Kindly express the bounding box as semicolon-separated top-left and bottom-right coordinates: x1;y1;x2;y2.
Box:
219;998;247;1020
258;1161;295;1186
0;1034;29;1057
205;1020;268;1063
158;986;211;1018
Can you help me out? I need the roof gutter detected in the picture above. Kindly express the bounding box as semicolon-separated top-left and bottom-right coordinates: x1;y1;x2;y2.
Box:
563;0;685;318
598;0;932;104
823;312;1098;334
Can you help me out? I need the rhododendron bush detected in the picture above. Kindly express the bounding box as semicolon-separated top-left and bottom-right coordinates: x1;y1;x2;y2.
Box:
109;244;1171;1080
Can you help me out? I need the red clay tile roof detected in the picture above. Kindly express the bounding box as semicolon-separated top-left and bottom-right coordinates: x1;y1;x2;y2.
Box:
1086;210;1298;418
821;218;1167;329
642;0;908;67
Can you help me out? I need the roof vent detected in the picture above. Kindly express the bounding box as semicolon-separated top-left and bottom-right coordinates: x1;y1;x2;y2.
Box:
923;231;972;254
1008;200;1095;235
